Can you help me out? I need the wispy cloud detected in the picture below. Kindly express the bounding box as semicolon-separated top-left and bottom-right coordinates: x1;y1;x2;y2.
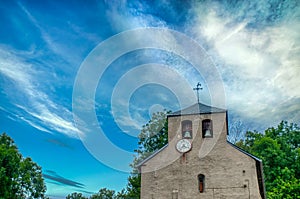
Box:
16;1;101;70
191;1;300;129
107;0;300;130
105;1;167;32
3;0;298;139
0;47;80;138
109;63;197;135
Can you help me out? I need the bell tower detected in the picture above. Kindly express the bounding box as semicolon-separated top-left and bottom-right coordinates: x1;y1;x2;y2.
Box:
138;94;265;198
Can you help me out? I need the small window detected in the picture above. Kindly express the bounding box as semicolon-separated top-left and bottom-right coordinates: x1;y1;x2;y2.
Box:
182;120;192;139
202;119;213;138
172;190;178;199
198;174;205;193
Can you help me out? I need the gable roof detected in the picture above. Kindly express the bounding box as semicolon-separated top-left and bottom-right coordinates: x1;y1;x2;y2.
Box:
136;144;168;169
168;103;226;117
227;141;262;162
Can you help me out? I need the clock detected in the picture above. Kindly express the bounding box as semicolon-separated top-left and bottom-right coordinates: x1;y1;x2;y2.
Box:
176;139;192;153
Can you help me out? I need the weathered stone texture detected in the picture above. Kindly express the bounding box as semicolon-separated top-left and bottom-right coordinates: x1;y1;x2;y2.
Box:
140;112;263;199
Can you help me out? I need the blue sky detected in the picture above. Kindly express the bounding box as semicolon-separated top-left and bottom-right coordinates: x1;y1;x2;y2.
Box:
0;0;299;198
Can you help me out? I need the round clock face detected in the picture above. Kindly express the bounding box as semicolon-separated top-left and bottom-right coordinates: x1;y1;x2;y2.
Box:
176;139;192;153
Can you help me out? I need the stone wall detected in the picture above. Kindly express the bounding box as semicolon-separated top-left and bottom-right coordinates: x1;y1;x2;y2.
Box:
140;112;262;199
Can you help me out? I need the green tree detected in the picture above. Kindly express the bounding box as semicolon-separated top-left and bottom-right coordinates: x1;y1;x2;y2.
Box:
90;188;115;199
124;175;141;199
0;133;47;198
236;121;300;198
66;192;88;199
114;189;127;199
125;110;170;199
66;189;128;199
135;111;169;161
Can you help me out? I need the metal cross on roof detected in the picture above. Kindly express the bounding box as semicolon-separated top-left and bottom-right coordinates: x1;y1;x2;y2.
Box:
193;82;203;104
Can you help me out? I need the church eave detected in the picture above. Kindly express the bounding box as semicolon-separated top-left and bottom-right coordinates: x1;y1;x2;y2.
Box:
168;103;226;117
167;110;226;118
227;141;266;199
136;144;168;170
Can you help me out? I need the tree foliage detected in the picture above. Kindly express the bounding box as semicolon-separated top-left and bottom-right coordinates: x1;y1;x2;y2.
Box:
236;121;300;198
124;110;169;199
66;188;127;199
0;133;47;198
65;119;300;199
124;174;141;199
66;192;88;199
90;188;115;199
65;111;169;198
135;111;169;158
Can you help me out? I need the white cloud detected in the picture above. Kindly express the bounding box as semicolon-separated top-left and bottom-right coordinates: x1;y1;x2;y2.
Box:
0;47;81;138
109;63;197;135
115;114;143;131
17;114;52;134
191;4;300;127
105;1;167;32
17;1;90;67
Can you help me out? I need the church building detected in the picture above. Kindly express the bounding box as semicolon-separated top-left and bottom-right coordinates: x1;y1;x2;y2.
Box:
138;102;265;199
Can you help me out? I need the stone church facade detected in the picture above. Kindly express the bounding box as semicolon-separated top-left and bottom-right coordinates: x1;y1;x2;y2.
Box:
138;103;265;199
